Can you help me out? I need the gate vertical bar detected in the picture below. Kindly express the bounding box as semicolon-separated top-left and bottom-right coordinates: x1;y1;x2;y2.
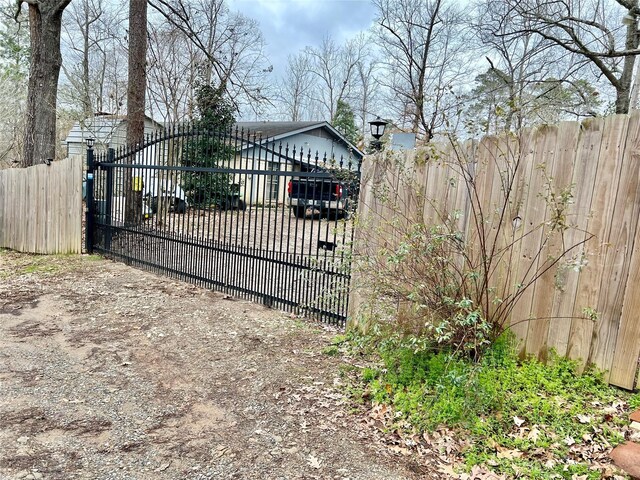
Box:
85;138;96;254
104;148;115;252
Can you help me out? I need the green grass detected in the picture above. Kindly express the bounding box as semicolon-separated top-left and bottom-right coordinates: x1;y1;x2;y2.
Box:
338;331;634;479
0;251;103;279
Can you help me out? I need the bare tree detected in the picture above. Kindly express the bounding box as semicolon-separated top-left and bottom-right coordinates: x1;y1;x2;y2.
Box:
466;0;600;134
497;0;640;114
62;0;101;118
60;0;127;118
304;34;365;120
276;52;316;121
146;24;199;123
16;0;72;166
148;0;272;113
474;0;558;131
373;0;471;140
127;0;147;145
353;50;381;137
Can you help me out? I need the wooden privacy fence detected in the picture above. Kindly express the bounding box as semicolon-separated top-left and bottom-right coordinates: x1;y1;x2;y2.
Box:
0;157;83;254
350;113;640;390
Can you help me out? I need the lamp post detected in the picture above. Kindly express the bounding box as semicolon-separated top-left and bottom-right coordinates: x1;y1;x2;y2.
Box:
369;116;388;151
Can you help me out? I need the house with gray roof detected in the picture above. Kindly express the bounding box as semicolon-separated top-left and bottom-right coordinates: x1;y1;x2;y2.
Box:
236;121;363;165
232;121;363;205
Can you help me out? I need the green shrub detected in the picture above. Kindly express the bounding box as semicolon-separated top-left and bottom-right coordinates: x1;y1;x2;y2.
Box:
354;141;594;361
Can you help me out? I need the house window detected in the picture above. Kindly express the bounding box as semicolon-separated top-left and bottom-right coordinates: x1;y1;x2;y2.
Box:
267;162;280;201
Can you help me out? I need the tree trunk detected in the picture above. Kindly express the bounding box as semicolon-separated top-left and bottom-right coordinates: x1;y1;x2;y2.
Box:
22;0;71;167
125;0;148;225
616;18;639;114
81;4;92;119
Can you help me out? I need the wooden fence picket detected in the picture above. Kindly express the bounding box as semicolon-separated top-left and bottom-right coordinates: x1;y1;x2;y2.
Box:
0;157;82;254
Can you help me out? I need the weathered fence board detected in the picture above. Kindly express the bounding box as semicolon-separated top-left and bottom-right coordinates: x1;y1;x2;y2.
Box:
546;122;589;351
597;121;640;382
351;114;640;389
0;157;82;254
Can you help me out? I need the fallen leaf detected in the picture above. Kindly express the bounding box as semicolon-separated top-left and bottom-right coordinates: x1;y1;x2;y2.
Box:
564;436;576;446
496;447;523;459
155;462;171;472
576;414;592;424
486;437;498;450
307;454;322;469
513;416;525;427
389;445;411;456
437;463;457;476
528;426;541;443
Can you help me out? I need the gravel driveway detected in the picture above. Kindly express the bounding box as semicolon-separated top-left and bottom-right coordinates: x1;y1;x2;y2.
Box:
0;251;426;480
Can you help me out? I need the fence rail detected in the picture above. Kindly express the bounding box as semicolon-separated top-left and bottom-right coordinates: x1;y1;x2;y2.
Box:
0;157;82;254
351;113;640;390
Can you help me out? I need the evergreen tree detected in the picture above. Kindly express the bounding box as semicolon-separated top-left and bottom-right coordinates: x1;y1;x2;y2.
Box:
0;7;29;166
0;7;29;82
332;99;360;145
181;84;237;208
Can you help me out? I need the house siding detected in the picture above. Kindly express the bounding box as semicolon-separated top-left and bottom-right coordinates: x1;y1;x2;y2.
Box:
64;117;162;161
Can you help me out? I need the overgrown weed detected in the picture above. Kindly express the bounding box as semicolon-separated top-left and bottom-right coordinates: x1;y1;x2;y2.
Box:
339;329;634;479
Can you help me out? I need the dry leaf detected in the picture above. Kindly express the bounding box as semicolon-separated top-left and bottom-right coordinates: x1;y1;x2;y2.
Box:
513;416;525;427
389;445;411;456
496;447;523;459
528;426;541;443
576;414;592;424
564;436;576;446
307;454;322;469
437;463;457;477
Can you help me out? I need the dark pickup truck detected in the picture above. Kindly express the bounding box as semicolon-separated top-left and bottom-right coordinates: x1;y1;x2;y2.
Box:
287;175;352;219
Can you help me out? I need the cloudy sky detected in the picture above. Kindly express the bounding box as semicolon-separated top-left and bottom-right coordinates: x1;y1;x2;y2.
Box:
227;0;377;75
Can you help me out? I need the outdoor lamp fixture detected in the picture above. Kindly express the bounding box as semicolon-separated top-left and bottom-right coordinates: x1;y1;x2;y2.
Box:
86;137;95;149
369;116;388;151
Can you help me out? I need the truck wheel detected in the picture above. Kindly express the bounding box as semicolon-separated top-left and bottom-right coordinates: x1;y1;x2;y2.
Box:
293;206;307;218
150;197;159;214
237;199;246;211
326;210;340;221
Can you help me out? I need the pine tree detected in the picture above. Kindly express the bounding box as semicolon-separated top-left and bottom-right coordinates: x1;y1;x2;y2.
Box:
332;99;360;145
181;84;237;208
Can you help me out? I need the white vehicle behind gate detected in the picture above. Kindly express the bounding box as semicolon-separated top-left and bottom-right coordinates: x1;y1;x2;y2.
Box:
142;176;189;214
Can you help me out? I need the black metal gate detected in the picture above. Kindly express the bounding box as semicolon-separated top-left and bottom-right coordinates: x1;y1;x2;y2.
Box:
85;124;360;325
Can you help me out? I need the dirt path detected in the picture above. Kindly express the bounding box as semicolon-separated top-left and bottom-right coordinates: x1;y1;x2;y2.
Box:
0;251;427;480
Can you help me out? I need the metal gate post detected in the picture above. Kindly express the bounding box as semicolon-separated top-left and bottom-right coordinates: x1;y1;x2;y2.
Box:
85;138;95;254
104;148;115;251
